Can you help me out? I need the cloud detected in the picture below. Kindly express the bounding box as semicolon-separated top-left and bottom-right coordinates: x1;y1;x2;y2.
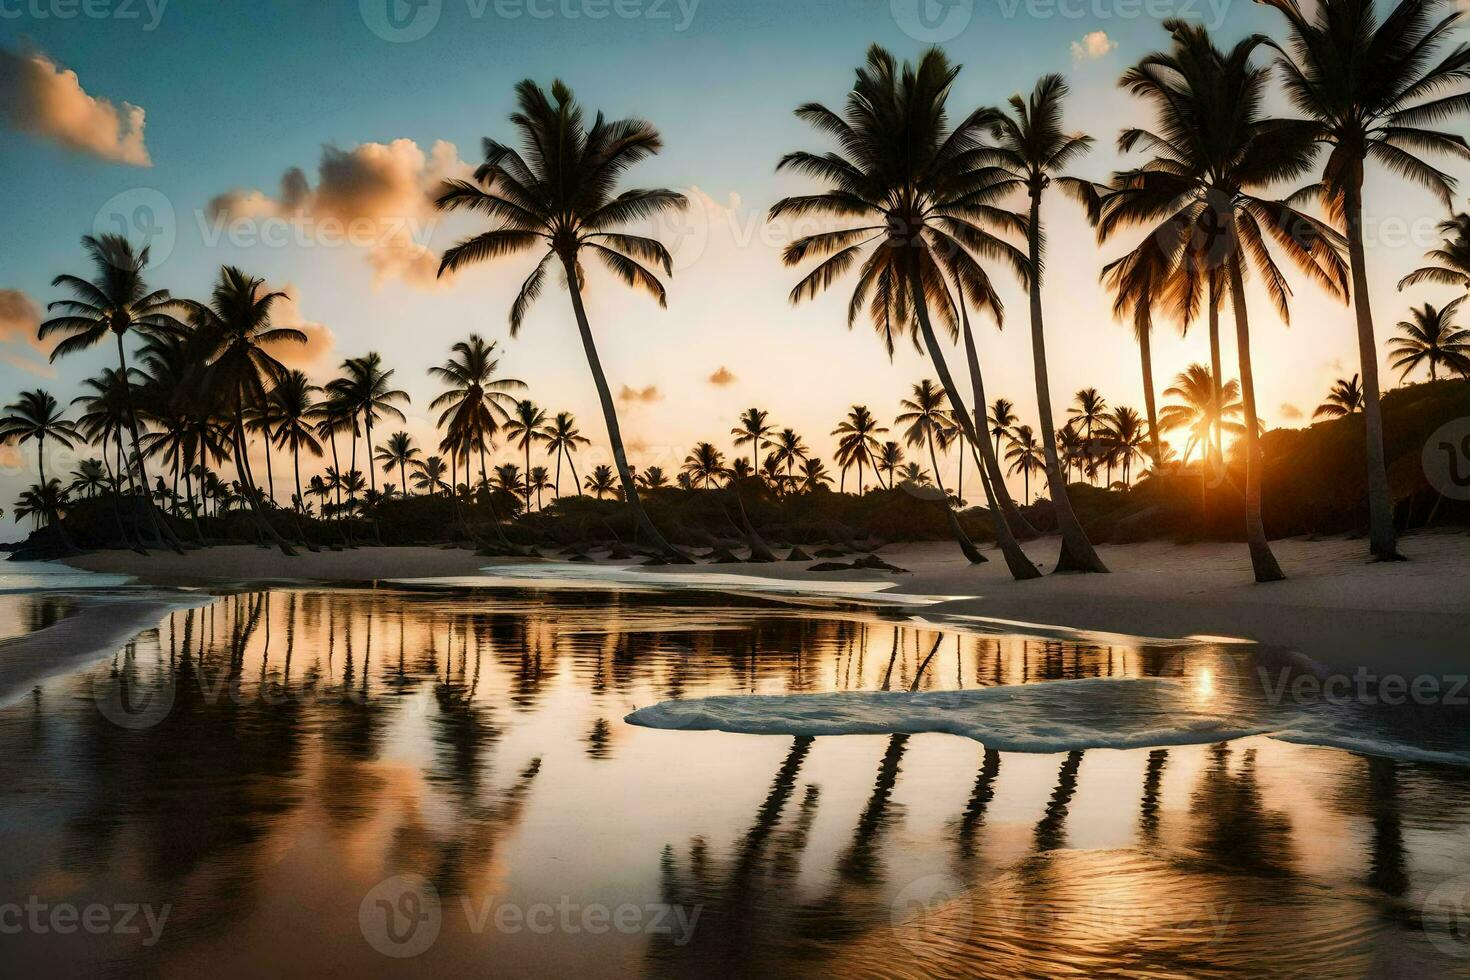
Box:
264;284;336;373
618;384;662;403
206;139;471;290
1070;31;1116;64
1278;402;1304;421
0;289;54;377
707;366;736;386
0;48;150;166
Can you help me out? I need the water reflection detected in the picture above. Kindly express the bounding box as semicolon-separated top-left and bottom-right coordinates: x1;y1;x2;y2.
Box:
0;584;1468;977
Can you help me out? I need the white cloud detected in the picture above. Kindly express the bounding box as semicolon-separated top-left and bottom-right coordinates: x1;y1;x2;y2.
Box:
0;48;150;166
0;290;54;377
1070;31;1117;64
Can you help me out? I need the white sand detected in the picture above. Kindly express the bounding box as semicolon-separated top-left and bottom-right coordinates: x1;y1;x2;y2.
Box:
58;531;1470;672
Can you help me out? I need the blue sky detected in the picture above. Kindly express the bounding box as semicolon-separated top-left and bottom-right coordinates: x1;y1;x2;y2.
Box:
1;0;1463;535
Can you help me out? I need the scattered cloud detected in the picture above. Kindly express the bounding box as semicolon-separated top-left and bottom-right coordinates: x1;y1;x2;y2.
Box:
0;48;150;166
1070;31;1116;64
707;366;736;386
264;284;336;374
206;139;470;290
0;289;55;378
1278;402;1304;421
618;384;662;403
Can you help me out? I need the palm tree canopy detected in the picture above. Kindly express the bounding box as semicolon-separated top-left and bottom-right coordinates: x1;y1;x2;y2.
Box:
1314;374;1366;418
38;234;187;360
1389;298;1470;379
0;390;80;449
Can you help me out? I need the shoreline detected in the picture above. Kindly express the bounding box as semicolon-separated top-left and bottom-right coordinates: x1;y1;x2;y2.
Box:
53;530;1470;673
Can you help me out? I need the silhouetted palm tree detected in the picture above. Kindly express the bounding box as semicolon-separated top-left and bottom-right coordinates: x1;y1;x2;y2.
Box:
1162;364;1244;459
1259;0;1470;562
1400;211;1470;292
271;370;323;515
832;405;885;494
435;78;689;559
681;442;727;489
1103;406;1149;488
70;458;108;498
375;431;420;500
505;399;548;513
1314;375;1365;420
1005;425;1044;503
988;398;1018;460
411;455;449;496
542;411;590;499
0;390;79;495
428;334;524;486
636;465;669;490
331;352;408;501
765;428;808;491
1068;388;1108;483
732;408;773;473
876;441;903;488
584;464;618;499
1389;299;1470;381
799;458;834;492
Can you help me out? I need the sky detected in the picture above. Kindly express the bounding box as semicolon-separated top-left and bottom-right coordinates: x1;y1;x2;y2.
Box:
1;0;1465;538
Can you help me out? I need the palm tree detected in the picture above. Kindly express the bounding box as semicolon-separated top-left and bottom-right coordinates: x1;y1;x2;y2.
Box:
732;408;774;472
771;44;1040;580
72;367;144;494
188;266;304;555
314;393;355;528
244;394;286;506
799;457;834;492
1258;0;1470;562
332;352;408;501
494;463;526;504
1100;242;1171;465
1098;21;1349;582
504;399;548;513
542;411;590;499
1055;423;1084;483
1161;364;1244;460
1067;388;1109;483
681;442;727;489
268;370;323;518
988;399;1018;460
583;464;618;499
428;334;524;486
979;74;1109;572
1314;375;1366;420
876;441;904;488
435;78;689;560
39;234;188;549
527;465;552;509
411;455;449;496
831;406;886;495
0;390;80;500
1390;299;1470;381
70;458;108;498
1005;424;1045;503
636;465;669;490
15;480;66;531
375;431;421;500
307;474;332;514
898;462;930;485
765;428;808;490
1400;211;1470;292
1103;406;1149;488
896;378;986;560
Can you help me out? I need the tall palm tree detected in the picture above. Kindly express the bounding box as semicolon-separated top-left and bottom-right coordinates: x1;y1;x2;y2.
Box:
1098;21;1349;582
332;352;408;500
876;441;904;488
771;44;1040;580
681;442;727;489
988;399;1018;460
375;431;420;500
39;234;187;550
897;378;985;561
504;399;548;513
527;466;551;510
1100;239;1172;465
14;480;65;531
1067;388;1109;483
1103;406;1149;488
411;455;449;496
244;393;286;506
270;370;324;514
1390;299;1470;380
765;428;808;490
1161;364;1244;460
427;334;524;486
831;405;886;495
799;457;834;492
1005;425;1045;503
70;458;108;498
0;390;80;497
542;411;590;499
1314;375;1366;419
435;78;689;560
72;367;144;494
732;408;774;472
1259;0;1470;562
979;74;1109;572
188;266;305;555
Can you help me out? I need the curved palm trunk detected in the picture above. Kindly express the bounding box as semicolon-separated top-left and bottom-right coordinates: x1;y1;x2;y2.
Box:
1024;189;1107;573
1226;254;1284;583
262;432;276;506
907;262;1038;579
293;442;305;514
115;332;183;554
1137;311;1162;467
1207;279;1226;484
566;449;582;500
961;308;1041;540
231;410;296;556
561;254;691;562
1344;176;1404;562
928;429;986;565
183;458;206;546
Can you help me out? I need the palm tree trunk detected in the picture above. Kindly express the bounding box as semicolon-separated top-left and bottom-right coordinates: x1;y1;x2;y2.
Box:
561;253;690;562
928;429;985;565
231;410;296;556
1208;277;1225;478
1024;188;1107;573
1137;311;1162;467
566;449;582;499
961;308;1040;540
1345;175;1404;562
293;443;305;515
554;448;562;499
262;431;275;505
524;439;531;513
1226;253;1284;583
115;332;183;553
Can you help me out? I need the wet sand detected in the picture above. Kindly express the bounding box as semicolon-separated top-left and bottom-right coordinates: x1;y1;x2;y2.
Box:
57;530;1470;672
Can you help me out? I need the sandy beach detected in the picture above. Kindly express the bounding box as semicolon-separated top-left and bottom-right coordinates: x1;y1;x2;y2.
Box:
57;530;1470;673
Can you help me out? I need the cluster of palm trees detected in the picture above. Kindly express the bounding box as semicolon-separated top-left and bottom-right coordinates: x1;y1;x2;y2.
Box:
10;0;1470;583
